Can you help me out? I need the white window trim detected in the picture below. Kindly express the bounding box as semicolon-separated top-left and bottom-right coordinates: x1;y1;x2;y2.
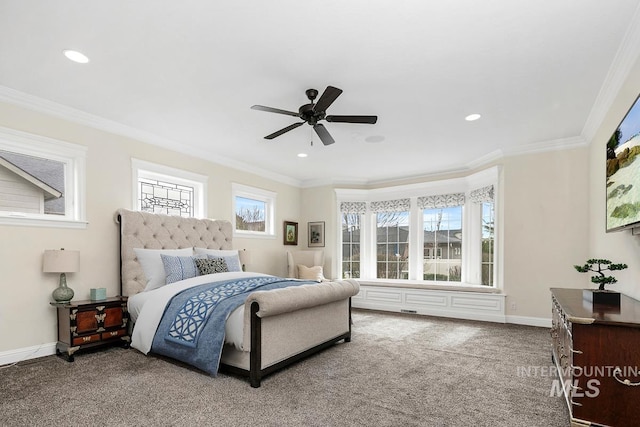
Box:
131;158;207;219
335;166;499;289
232;182;276;239
0;127;87;229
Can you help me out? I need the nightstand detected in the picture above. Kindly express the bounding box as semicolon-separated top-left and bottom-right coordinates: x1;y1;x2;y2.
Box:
51;296;130;361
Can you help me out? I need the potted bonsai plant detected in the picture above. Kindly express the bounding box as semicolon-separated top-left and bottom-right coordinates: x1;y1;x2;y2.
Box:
574;258;627;305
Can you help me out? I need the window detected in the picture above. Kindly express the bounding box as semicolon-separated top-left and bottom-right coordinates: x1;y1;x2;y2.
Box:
423;206;462;282
132;159;207;218
340;202;365;279
336;167;498;288
0;127;86;228
232;183;276;238
481;201;495;286
372;199;410;279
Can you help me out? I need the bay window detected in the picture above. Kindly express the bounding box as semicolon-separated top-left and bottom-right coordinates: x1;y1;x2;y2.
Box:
336;167;498;288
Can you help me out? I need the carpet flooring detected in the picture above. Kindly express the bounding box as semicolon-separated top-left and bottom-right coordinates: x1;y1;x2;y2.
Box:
0;309;569;426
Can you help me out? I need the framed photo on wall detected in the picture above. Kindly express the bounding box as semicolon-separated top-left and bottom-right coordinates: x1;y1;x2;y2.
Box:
308;221;325;247
283;221;298;245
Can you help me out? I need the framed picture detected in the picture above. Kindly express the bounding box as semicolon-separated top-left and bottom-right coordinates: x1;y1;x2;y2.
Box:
308;221;325;247
283;221;298;245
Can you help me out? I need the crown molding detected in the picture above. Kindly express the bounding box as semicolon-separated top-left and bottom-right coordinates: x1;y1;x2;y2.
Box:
0;85;592;190
0;86;302;188
581;3;640;144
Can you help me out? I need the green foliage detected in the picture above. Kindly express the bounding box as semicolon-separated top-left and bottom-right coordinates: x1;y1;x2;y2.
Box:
573;259;628;291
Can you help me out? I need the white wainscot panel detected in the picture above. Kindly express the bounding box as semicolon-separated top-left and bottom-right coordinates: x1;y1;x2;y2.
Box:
451;295;503;312
353;285;506;323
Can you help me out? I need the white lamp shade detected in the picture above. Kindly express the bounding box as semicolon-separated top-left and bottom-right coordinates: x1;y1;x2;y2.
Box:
43;249;80;273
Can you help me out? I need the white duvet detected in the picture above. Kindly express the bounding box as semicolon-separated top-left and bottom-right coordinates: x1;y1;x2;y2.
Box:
128;271;270;354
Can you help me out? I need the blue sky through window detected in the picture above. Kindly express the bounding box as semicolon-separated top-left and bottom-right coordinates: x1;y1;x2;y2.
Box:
617;96;640;145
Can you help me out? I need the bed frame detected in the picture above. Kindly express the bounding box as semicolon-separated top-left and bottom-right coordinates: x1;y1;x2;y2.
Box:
115;208;358;387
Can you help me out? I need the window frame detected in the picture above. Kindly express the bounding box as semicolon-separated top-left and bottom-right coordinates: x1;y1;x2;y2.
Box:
335;166;499;289
341;211;363;279
231;183;276;239
131;158;207;218
0;127;87;228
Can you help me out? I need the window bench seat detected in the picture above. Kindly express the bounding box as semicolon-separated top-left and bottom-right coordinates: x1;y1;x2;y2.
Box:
352;281;506;323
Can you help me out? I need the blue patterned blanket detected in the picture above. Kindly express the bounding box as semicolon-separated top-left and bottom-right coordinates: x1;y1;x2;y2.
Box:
151;275;314;375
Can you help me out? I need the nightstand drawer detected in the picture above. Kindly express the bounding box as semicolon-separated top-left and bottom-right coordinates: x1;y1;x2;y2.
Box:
102;329;126;340
73;333;101;346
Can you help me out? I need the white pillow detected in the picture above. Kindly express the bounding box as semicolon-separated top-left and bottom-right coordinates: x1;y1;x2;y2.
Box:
134;247;193;291
297;265;324;282
193;248;242;272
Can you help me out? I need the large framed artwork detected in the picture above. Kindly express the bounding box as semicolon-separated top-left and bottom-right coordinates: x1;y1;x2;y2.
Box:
283;221;298;245
308;221;325;247
606;94;640;232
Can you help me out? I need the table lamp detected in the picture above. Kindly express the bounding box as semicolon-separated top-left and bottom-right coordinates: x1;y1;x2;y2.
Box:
43;248;79;303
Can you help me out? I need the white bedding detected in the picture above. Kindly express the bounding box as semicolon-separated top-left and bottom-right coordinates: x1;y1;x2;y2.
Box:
128;271;269;354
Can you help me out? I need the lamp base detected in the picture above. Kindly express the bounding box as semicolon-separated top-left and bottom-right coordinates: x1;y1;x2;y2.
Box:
52;273;74;303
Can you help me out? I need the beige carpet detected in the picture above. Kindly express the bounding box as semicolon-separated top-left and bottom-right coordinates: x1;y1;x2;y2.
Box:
0;309;569;426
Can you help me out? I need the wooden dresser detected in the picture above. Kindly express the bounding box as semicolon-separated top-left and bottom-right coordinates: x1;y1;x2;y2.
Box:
52;296;130;361
550;288;640;426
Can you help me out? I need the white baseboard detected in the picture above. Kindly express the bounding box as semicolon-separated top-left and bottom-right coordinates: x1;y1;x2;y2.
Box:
354;300;507;323
505;315;551;328
0;343;56;367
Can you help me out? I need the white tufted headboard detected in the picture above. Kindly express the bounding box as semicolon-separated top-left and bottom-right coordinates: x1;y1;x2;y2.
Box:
115;209;233;296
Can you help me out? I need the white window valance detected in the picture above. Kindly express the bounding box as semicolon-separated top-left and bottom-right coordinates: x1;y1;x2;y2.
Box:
469;185;494;204
340;201;367;214
417;193;465;209
370;198;411;213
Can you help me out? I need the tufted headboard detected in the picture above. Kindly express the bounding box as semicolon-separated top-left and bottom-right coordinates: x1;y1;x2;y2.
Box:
115;209;233;296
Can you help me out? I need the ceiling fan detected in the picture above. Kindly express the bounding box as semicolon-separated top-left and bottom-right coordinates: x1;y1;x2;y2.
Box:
251;86;377;146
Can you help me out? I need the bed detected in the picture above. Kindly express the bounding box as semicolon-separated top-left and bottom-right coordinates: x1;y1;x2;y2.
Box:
115;208;359;387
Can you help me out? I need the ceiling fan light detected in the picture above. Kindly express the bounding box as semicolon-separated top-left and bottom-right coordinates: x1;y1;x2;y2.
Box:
63;49;90;64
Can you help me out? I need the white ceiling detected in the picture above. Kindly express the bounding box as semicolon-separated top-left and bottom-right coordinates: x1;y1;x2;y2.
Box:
1;1;640;187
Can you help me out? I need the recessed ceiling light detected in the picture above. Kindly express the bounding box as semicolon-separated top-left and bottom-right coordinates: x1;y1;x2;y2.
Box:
297;153;308;158
465;114;481;121
63;49;90;64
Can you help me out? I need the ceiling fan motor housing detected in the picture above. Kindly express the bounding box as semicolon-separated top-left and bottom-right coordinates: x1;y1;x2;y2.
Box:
299;103;325;125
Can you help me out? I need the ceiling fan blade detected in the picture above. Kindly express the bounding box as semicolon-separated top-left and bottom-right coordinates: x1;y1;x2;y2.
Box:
313;86;343;113
264;122;304;140
326;115;378;124
313;124;335;146
251;105;300;117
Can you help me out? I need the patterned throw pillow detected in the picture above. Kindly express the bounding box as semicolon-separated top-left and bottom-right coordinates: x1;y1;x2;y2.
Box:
205;254;242;272
161;255;202;285
195;257;229;275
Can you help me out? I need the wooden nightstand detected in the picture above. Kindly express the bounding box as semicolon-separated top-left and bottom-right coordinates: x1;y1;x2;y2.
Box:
51;296;130;361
